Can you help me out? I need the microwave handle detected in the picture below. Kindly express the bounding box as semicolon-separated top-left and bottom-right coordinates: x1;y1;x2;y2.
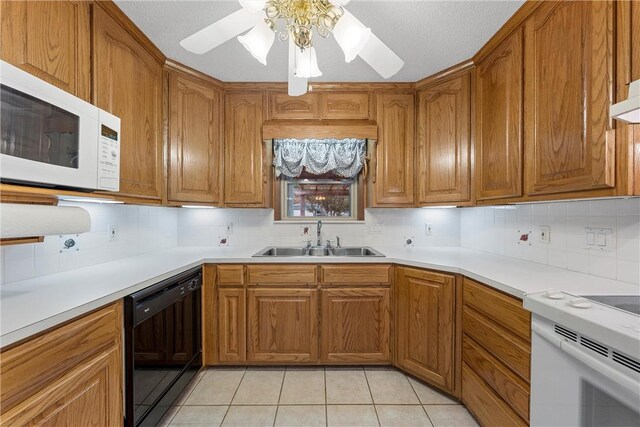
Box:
532;323;640;397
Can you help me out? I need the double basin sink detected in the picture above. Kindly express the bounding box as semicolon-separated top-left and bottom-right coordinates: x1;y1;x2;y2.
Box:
253;246;385;257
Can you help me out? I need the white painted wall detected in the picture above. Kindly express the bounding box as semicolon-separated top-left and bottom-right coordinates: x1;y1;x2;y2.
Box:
460;198;640;285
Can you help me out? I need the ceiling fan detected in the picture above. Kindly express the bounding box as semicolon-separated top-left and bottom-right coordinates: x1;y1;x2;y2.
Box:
180;0;404;96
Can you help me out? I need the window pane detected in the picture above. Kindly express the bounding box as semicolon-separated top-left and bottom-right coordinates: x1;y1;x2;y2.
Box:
285;180;354;218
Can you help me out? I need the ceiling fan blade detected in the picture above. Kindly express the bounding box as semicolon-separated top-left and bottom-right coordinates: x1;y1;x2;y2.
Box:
180;8;263;55
288;39;308;96
357;32;404;79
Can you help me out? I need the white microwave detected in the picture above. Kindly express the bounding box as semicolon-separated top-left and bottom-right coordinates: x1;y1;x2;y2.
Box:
0;60;120;192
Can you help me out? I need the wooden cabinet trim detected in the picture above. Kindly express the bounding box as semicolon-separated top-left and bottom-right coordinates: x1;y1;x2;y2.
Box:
217;265;245;286
269;92;319;119
320;92;370;119
217;288;247;362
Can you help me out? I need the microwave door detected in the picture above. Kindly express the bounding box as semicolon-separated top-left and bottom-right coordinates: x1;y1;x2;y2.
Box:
0;62;100;190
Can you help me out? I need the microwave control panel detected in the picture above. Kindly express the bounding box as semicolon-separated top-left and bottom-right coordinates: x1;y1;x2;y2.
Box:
97;111;120;191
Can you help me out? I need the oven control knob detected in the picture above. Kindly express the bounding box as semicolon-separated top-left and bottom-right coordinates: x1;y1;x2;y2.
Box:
568;298;592;309
544;290;564;299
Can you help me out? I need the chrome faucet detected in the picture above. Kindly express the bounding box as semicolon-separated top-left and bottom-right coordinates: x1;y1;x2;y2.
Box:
316;220;322;246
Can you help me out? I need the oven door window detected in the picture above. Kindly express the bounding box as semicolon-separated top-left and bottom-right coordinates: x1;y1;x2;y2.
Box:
133;293;197;424
1;85;80;169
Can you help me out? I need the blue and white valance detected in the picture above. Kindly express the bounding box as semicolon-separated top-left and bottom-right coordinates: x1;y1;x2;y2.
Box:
273;138;367;179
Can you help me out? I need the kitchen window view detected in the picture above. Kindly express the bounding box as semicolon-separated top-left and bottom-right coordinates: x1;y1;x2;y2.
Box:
283;176;356;220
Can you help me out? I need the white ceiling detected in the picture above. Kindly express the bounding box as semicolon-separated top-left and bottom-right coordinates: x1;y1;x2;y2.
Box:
114;0;524;83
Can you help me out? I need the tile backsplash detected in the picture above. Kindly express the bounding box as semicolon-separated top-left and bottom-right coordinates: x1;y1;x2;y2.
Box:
0;202;178;284
177;208;461;248
2;197;639;286
460;198;640;285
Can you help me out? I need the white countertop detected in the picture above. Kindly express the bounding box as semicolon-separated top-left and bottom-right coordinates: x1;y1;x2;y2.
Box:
2;246;638;348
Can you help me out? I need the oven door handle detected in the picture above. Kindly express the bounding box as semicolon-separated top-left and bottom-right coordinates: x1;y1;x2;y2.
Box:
533;323;640;397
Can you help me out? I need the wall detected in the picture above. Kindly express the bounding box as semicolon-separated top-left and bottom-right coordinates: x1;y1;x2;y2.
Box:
0;202;178;284
177;208;461;249
460;198;640;285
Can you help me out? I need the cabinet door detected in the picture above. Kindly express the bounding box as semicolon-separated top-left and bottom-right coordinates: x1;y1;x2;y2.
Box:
373;93;415;206
168;71;221;204
320;92;370;119
92;6;163;200
269;92;318;119
396;267;456;392
248;289;318;363
321;288;390;363
1;347;122;426
218;288;246;363
1;0;91;100
416;73;471;204
524;1;615;195
224;92;265;206
476;29;524;201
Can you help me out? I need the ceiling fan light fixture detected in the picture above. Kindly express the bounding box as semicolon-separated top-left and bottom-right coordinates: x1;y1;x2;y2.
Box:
237;20;275;65
294;47;322;78
332;11;371;63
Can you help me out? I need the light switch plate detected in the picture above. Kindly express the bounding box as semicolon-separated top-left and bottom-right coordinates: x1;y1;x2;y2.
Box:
108;224;118;241
585;227;613;252
539;225;550;244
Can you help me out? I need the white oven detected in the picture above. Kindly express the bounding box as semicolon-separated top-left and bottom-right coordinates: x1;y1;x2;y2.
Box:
1;60;120;191
527;295;640;427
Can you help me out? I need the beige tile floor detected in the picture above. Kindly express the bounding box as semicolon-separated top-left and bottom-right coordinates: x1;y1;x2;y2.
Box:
158;367;479;427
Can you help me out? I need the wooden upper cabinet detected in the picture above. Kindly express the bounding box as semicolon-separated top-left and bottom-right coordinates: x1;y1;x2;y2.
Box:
224;92;266;206
372;93;415;206
1;0;91;101
395;267;456;393
269;92;318;119
416;72;471;205
92;6;163;200
476;29;524;201
247;288;319;363
320;92;370;119
523;0;615;196
168;70;222;204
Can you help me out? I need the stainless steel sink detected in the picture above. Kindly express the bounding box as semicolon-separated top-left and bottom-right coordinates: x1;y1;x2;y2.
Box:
330;247;384;257
252;246;385;257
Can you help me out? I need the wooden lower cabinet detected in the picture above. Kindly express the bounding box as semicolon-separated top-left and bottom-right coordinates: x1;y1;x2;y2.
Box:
321;287;390;363
395;267;457;393
0;301;123;426
218;288;246;363
248;288;318;363
461;277;531;426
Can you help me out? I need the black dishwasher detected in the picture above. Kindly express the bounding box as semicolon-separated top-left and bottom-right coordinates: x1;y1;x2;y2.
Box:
124;267;202;427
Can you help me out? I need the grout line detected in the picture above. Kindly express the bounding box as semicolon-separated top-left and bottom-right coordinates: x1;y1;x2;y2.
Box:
405;373;424;405
273;368;287;427
362;368;381;426
324;368;328;427
220;367;247;426
421;404;435;427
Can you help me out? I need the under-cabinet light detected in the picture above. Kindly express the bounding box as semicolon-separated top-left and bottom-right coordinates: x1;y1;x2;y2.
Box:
58;196;124;204
181;205;217;209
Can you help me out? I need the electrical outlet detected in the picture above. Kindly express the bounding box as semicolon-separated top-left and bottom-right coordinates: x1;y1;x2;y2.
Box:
425;223;433;235
108;224;118;241
539;225;550;244
226;221;234;235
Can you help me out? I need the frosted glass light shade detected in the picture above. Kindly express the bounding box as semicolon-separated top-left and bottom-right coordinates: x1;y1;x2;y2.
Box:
238;20;274;65
610;80;640;123
294;47;322;78
239;0;266;13
332;11;371;63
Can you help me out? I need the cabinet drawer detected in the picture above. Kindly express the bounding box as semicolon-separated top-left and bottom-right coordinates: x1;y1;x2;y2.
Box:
218;265;244;286
248;265;316;286
463;336;529;421
463;307;530;381
463;278;530;341
321;265;391;285
0;302;122;413
462;363;527;427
